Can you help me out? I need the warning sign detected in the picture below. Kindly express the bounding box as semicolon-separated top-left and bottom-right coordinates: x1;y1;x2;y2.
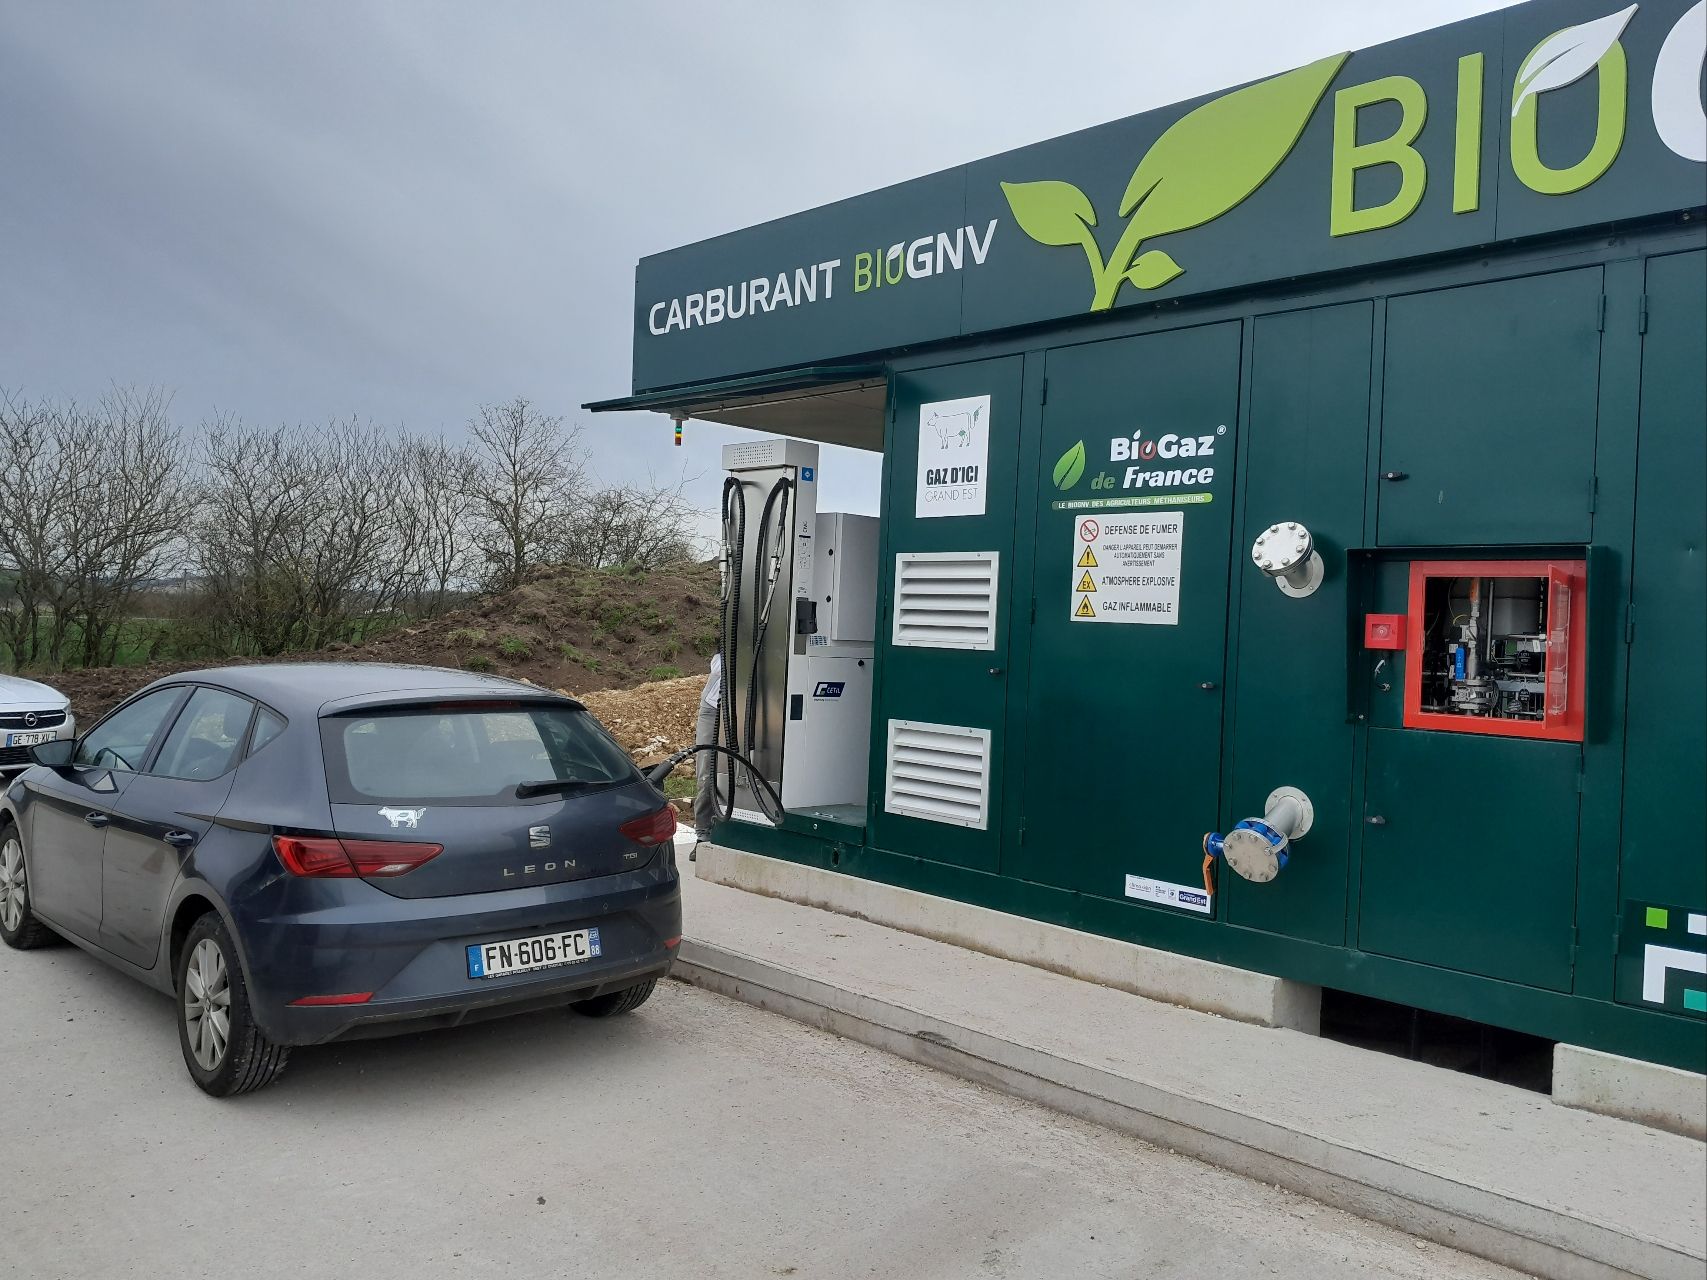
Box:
1068;512;1184;625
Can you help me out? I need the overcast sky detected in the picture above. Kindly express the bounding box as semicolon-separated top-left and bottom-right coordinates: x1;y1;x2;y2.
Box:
1;0;1512;529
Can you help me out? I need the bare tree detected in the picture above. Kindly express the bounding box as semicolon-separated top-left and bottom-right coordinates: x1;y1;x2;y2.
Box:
399;436;481;616
560;478;701;570
4;387;712;674
0;392;69;667
0;388;188;669
190;418;327;656
57;387;190;667
465;398;586;590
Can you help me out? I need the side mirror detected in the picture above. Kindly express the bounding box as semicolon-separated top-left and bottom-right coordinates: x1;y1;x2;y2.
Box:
29;739;76;769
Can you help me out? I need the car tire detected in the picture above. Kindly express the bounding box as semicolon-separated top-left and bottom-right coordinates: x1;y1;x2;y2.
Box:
0;823;56;951
569;979;657;1018
176;912;290;1097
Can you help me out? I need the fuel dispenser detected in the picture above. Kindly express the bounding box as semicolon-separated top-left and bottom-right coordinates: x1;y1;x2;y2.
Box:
714;438;879;824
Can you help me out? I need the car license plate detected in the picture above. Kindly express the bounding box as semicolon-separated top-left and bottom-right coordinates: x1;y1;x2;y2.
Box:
466;927;601;979
5;730;56;748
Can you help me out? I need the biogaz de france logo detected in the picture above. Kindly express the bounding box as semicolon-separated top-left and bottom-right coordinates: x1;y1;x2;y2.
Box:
1052;425;1228;495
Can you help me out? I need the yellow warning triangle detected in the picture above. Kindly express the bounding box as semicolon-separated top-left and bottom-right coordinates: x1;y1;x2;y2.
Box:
1076;546;1098;568
1074;595;1096;618
1076;570;1097;592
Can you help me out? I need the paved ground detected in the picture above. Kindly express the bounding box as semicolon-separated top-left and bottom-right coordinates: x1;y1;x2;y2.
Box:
3;941;1525;1280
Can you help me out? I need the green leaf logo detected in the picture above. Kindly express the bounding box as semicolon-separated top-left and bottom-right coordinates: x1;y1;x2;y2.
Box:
1052;439;1087;490
1001;180;1097;244
1001;52;1348;312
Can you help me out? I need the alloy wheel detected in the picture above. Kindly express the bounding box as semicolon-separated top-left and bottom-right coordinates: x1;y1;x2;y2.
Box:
183;938;232;1071
0;837;25;934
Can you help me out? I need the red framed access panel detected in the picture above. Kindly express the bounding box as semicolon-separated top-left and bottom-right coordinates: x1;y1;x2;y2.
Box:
1401;558;1586;742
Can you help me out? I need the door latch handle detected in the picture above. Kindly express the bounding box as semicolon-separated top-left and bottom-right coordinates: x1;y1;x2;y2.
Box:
988;667;1004;676
1364;814;1387;826
1199;681;1218;691
83;812;109;828
163;830;197;849
1381;471;1409;482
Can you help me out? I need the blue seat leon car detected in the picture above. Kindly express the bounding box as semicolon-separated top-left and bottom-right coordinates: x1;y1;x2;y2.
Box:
0;664;682;1096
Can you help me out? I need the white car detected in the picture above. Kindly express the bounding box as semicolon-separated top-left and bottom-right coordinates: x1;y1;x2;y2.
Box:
0;674;75;776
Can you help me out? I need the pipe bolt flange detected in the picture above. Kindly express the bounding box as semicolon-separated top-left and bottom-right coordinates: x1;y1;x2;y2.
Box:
1251;521;1324;598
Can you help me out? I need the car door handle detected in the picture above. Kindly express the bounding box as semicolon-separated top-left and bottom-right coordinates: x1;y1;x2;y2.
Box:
163;830;197;849
83;812;109;828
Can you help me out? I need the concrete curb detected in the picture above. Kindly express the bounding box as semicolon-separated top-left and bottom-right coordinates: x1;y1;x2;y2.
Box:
675;938;1702;1280
695;842;1321;1032
1554;1044;1707;1140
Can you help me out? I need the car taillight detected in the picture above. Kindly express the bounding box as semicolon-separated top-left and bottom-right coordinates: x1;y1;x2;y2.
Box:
273;834;443;878
619;805;677;847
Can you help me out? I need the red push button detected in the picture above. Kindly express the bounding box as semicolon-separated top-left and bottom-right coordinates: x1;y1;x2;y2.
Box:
1364;613;1406;650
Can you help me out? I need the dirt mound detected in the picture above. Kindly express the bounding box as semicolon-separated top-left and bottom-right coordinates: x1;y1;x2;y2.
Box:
339;561;719;691
577;677;704;766
46;562;721;725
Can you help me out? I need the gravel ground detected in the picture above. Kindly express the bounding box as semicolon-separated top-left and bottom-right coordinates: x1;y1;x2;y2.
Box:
2;940;1527;1280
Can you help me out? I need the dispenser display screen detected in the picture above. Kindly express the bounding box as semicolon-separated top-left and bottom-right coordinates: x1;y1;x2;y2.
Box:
1402;559;1585;742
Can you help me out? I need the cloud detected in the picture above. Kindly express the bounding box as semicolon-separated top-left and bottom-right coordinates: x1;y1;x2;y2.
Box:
0;0;1512;522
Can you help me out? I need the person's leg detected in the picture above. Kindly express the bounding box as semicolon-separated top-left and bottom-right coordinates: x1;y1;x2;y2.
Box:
691;700;719;840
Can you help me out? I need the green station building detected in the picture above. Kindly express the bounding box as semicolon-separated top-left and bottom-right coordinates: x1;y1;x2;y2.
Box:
594;0;1707;1073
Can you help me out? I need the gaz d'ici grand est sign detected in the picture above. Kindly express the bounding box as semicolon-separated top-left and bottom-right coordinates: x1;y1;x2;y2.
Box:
629;0;1705;393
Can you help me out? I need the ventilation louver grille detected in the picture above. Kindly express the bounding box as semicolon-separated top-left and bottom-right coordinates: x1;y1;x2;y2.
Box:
892;552;998;650
884;720;992;829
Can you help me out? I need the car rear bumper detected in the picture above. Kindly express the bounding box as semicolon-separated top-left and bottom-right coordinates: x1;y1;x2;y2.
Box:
238;867;683;1046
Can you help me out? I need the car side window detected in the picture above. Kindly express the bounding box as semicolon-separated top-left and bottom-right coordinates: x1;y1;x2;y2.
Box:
247;707;286;758
150;688;256;781
73;688;186;773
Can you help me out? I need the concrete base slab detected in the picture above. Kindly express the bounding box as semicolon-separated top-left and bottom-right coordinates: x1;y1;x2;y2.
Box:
678;856;1707;1280
696;842;1321;1032
1555;1043;1707;1140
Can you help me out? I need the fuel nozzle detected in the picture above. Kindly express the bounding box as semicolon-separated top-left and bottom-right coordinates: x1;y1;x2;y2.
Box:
1204;786;1314;883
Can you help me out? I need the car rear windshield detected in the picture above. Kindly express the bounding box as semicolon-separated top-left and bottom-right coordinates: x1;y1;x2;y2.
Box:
321;701;639;805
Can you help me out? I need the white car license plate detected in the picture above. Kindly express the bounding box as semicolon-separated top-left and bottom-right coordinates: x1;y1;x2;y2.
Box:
5;730;56;748
466;927;601;979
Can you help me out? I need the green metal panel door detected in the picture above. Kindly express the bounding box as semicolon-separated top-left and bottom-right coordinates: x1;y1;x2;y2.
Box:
1358;729;1580;992
1619;249;1707;945
1014;323;1241;903
1378;269;1603;545
1224;303;1372;943
868;357;1026;873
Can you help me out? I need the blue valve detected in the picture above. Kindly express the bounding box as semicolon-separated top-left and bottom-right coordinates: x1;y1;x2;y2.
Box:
1202;788;1312;884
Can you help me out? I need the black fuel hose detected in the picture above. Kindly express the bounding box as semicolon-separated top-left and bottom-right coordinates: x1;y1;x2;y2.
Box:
745;476;793;771
647;743;785;827
716;476;747;821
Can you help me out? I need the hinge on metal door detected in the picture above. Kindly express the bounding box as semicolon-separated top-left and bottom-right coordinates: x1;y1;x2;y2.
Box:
1030;596;1037;624
1588;476;1598;513
1570;925;1580;966
1041;377;1049;406
1596;295;1607;331
1637;294;1649;334
1017;820;1027;846
1625;602;1636;645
